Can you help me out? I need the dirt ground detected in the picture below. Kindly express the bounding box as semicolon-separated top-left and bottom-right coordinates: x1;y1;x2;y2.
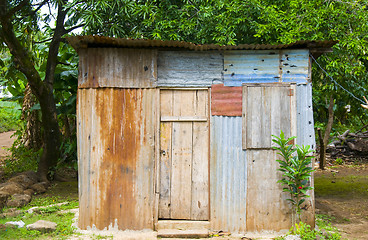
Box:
0;131;15;158
315;158;368;240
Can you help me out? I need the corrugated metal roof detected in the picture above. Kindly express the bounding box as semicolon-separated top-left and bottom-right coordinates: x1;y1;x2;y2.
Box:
67;35;337;52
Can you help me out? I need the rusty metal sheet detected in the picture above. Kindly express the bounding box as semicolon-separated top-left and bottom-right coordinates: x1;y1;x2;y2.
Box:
67;35;337;53
210;116;247;234
78;48;157;88
77;88;157;230
211;84;242;116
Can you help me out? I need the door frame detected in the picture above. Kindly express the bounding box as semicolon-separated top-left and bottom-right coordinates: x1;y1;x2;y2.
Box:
153;87;211;226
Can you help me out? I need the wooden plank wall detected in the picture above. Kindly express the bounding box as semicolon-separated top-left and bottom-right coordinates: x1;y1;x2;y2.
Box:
246;150;292;231
242;83;296;149
77;88;156;230
78;48;157;88
242;83;297;232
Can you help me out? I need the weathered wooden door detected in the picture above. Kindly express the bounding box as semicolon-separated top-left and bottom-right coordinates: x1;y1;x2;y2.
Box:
243;83;297;231
158;89;209;220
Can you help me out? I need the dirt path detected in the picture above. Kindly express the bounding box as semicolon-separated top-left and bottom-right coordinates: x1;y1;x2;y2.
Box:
0;131;15;158
315;163;368;240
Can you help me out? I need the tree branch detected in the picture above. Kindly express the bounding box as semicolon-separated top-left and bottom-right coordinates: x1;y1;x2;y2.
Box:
44;0;68;87
0;0;43;99
33;37;53;44
32;0;50;15
64;23;85;34
57;61;71;66
6;0;28;18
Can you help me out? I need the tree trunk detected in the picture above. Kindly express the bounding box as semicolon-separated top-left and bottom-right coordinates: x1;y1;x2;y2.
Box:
0;0;65;181
319;95;334;170
317;128;325;170
37;89;61;181
22;83;42;150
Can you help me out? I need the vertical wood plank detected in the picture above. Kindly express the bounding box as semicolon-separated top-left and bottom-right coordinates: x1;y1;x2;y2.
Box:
290;84;297;140
159;122;172;219
173;90;196;116
270;87;283;147
194;90;208;117
191;121;209;220
171;122;193;219
154;88;160;226
160;90;173;116
246;87;271;148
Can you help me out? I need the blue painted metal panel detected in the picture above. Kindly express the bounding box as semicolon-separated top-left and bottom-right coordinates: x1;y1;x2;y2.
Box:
282;50;309;83
224;49;309;86
296;83;316;149
210;116;247;233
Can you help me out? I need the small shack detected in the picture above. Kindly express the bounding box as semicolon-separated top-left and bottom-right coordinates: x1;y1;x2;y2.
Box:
67;36;335;235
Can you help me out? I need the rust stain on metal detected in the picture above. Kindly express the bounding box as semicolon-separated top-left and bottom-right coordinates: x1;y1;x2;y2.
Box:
288;89;294;96
97;89;139;230
211;84;242;116
78;88;155;230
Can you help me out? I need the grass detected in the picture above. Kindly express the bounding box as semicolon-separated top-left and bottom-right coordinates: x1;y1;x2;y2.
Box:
0;179;79;239
276;215;342;240
0;100;21;133
315;174;368;198
0;198;79;239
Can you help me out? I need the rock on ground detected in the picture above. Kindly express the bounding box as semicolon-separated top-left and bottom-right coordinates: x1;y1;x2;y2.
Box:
0;191;10;209
0;182;25;195
0;208;23;218
30;182;49;194
6;193;31;208
8;172;37;189
27;220;57;233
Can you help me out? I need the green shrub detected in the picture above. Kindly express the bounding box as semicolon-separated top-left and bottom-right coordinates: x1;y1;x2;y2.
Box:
272;131;314;223
0;100;21;132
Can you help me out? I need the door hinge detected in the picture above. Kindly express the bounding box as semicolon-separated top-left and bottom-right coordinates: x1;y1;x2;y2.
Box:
288;89;294;96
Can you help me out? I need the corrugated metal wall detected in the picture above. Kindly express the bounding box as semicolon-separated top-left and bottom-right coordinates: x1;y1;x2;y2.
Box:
78;48;157;88
223;49;309;86
210;116;247;233
77;88;156;230
76;47;315;233
157;51;223;87
211;84;242;116
296;83;316;226
209;83;315;233
296;83;316;149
